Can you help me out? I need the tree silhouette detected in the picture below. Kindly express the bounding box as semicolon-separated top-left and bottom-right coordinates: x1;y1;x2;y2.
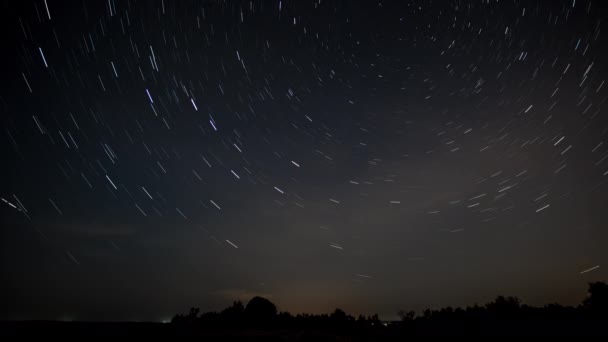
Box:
244;296;277;325
220;301;244;322
167;282;608;337
582;281;608;318
485;295;520;317
330;308;348;322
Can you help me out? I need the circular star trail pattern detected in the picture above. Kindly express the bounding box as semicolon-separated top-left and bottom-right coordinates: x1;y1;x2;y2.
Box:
1;0;608;321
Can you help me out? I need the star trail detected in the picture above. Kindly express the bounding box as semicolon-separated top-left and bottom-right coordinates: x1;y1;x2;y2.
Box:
1;0;607;321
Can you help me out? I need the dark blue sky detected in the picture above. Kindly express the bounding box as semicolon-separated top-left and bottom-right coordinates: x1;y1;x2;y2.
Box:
1;0;607;321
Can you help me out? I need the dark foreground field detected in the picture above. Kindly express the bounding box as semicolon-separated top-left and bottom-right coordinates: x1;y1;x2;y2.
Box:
1;318;607;339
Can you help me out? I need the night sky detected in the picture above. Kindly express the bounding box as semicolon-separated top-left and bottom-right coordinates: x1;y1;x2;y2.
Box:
1;0;608;322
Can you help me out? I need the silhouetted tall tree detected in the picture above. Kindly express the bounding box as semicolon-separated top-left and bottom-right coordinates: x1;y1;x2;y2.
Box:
582;281;608;318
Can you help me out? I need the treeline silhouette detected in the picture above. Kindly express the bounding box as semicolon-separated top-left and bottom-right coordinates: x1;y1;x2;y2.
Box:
170;282;608;337
2;282;606;338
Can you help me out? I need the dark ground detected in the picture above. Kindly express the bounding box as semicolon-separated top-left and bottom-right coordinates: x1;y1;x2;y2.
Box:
2;282;607;339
